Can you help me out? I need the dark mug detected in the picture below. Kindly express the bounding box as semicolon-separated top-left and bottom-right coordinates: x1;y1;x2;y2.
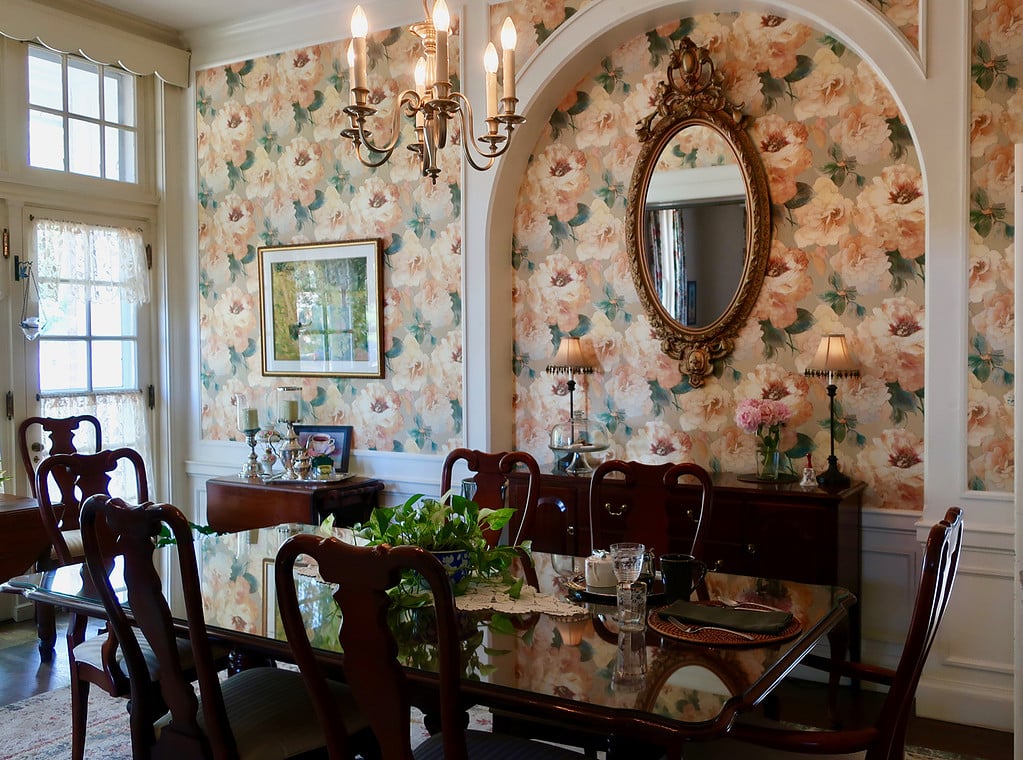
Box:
659;553;707;603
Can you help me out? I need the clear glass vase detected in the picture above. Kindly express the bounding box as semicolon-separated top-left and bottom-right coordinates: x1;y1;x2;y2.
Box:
756;439;782;480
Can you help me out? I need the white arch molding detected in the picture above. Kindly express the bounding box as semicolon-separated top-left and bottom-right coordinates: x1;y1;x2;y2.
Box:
465;0;975;527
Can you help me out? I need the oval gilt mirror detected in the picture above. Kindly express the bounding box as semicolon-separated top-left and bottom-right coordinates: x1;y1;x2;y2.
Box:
626;37;772;387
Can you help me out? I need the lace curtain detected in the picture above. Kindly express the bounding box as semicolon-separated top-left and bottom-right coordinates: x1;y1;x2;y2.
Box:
33;217;152;498
33;218;149;305
39;392;151;502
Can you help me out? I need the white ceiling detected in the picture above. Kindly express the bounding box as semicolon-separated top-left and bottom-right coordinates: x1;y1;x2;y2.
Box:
94;0;320;33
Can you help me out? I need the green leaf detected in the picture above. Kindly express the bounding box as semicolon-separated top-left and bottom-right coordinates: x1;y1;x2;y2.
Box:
487;614;518;636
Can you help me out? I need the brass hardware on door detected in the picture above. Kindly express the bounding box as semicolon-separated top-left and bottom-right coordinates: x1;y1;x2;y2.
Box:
604;502;628;517
566;526;575;536
746;543;757;555
711;559;725;572
685;507;695;520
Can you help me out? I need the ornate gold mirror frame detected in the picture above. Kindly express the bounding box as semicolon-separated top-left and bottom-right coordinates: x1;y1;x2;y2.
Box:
626;37;772;387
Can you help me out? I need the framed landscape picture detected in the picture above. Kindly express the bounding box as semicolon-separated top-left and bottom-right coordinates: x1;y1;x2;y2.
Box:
259;239;384;377
294;424;353;473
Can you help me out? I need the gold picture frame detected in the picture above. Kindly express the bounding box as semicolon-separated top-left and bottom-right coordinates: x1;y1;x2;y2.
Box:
259;239;384;378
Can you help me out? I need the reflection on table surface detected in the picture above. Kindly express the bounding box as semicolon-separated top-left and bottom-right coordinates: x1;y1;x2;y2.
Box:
5;523;854;736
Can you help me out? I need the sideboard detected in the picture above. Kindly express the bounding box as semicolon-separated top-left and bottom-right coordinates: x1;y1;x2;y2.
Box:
506;469;865;659
205;475;384;533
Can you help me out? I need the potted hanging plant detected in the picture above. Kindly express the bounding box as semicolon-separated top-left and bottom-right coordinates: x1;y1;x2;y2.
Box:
354;490;524;604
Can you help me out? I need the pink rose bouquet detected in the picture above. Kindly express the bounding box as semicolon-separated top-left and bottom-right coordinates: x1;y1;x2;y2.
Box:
734;398;793;473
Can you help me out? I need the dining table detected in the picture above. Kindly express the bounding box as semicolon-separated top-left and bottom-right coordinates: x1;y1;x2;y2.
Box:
0;522;855;758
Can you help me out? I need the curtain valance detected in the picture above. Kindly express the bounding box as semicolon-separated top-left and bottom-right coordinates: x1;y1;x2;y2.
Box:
1;0;190;87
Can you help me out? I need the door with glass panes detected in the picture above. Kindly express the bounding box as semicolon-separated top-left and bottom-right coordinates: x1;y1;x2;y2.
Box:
20;210;153;500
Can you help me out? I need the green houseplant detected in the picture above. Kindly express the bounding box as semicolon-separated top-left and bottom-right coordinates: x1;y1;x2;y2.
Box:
355;490;525;604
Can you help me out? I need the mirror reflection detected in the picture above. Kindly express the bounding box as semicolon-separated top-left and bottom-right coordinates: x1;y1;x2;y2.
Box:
644;125;746;328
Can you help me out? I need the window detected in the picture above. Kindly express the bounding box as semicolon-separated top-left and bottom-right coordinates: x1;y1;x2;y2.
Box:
27;45;138;182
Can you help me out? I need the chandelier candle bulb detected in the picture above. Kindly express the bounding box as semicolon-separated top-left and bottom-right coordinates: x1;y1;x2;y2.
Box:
350;5;368;93
501;17;516;102
484;43;499;119
346;43;357;105
415;58;428;127
432;0;449;87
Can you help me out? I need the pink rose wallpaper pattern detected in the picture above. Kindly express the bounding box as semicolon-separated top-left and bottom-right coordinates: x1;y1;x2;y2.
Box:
194;0;1015;509
510;12;926;510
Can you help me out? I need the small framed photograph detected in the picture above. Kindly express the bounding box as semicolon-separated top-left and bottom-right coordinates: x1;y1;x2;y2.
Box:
294;424;353;473
259;239;384;378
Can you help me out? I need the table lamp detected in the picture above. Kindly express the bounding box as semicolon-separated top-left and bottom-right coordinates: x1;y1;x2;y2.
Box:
546;337;608;473
804;334;860;488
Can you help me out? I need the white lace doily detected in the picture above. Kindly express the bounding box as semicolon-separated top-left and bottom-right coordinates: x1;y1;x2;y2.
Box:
455;581;587;617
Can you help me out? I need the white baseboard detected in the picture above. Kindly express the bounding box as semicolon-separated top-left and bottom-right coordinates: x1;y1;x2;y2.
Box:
915;677;1013;732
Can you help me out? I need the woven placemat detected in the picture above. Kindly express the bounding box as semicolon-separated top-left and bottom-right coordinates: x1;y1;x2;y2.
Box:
648;601;802;647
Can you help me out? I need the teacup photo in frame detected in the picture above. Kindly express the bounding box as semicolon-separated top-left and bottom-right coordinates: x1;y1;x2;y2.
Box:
294;425;353;473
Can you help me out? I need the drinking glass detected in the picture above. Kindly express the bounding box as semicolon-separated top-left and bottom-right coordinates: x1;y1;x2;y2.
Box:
610;542;645;584
610;542;646;630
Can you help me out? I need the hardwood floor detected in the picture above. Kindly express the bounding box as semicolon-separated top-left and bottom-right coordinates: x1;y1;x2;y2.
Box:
0;615;1014;759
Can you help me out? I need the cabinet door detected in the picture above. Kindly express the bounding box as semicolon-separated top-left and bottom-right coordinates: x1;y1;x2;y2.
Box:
700;499;752;574
748;502;834;584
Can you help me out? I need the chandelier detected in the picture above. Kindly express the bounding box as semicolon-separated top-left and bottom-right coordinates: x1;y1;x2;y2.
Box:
343;1;524;183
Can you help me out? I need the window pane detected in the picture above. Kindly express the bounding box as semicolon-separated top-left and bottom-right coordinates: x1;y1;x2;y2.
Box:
104;127;137;182
92;340;136;390
29;110;66;170
39;340;88;393
104;70;136;126
91;298;136;337
68;60;100;118
68;118;101;177
39;284;86;336
28;48;63;109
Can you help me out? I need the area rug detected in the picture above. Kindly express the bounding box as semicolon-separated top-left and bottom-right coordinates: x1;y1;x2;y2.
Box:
0;686;982;760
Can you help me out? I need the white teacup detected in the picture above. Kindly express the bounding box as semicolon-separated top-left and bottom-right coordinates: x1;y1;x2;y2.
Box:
585;553;617;588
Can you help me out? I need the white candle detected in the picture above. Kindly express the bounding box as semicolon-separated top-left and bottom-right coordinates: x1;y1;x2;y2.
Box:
284;400;300;422
501;17;517;103
433;0;449;86
484;43;499;119
351;6;369;93
239;407;259;431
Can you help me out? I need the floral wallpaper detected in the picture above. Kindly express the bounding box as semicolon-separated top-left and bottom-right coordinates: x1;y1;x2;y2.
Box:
509;12;926;511
967;2;1019;493
195;26;468;453
191;1;1014;507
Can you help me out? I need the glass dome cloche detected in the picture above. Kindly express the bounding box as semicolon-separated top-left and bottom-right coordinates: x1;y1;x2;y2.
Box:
549;411;610;474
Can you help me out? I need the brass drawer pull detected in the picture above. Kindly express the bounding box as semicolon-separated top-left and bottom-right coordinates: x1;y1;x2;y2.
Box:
605;502;627;517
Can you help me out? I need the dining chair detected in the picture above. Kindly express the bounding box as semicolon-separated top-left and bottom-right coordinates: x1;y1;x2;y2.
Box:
17;414;103;497
16;415;103;663
587;459;714;558
80;494;372;760
682;506;965;760
275;533;582;760
441;448;545;588
34;450;152;760
440;447;542;547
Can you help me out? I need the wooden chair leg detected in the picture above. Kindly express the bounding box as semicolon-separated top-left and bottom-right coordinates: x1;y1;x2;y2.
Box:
70;671;90;760
35;602;56;662
826;620;851;728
